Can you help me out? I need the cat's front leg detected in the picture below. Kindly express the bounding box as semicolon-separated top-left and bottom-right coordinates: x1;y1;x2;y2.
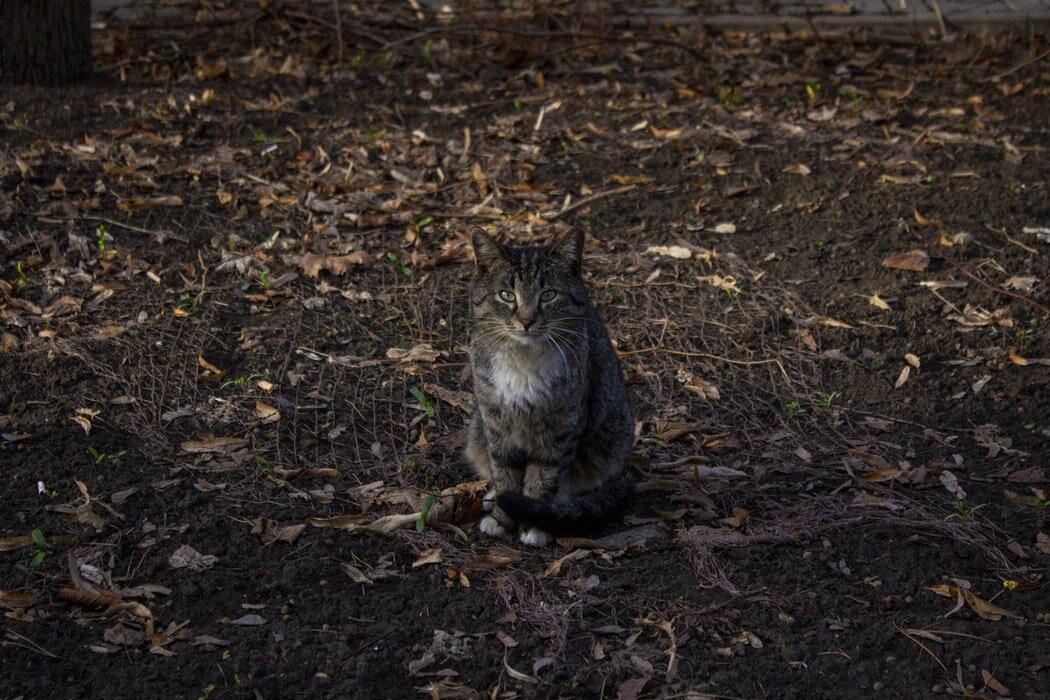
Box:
480;457;523;538
518;460;565;547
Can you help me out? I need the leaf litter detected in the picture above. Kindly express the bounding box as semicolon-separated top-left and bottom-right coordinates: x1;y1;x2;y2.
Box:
1;3;1048;699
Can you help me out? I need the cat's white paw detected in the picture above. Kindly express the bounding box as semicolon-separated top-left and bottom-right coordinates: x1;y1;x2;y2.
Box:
519;527;552;547
479;515;507;537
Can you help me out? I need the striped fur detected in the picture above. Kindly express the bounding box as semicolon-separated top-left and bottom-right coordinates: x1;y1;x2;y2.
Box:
466;229;634;545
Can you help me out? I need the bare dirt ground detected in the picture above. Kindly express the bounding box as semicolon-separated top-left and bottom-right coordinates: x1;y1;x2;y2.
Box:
1;3;1048;699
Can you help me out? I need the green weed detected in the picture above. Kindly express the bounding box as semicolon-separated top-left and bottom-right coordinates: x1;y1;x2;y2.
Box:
387;251;413;277
247;123;266;142
96;224;107;253
410;387;435;418
29;529;47;568
944;500;987;521
416;494;437;532
820;392;840;408
87;446;126;465
784;400;806;419
16;262;28;286
176;291;205;313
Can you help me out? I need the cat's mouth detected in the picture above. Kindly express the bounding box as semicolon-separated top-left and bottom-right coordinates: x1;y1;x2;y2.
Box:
508;327;546;344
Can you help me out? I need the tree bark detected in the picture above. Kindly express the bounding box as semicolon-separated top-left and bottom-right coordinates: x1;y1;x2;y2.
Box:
0;0;92;85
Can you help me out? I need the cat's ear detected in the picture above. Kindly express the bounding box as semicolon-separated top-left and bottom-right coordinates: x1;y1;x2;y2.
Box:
470;228;508;270
551;230;585;272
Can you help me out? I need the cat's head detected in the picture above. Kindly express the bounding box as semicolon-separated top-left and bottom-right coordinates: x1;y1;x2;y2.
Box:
470;229;588;345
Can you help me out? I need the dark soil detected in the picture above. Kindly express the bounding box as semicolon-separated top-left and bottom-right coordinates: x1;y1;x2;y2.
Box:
2;3;1048;699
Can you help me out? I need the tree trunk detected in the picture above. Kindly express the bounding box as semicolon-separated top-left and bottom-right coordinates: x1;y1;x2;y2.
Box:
0;0;92;85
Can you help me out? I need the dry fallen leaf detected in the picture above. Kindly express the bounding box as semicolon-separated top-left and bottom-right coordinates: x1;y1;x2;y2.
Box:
540;549;589;579
927;583;1018;621
981;669;1011;698
255;400;280;424
783;163;811;175
298;251;373;278
894;365;911;389
882;249;930;272
645;245;692;259
412;549;443;568
168;544;218;572
857;468;905;483
904;353;921;369
340;563;373;585
939;470;966;500
180;436;248;454
386;344;446;363
868;293;891;311
1003;276;1037;292
914;209;942;228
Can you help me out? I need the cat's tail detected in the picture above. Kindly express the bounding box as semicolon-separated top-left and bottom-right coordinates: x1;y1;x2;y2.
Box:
496;477;633;535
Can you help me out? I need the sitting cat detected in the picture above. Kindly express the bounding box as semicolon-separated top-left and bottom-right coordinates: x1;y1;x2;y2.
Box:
465;229;634;547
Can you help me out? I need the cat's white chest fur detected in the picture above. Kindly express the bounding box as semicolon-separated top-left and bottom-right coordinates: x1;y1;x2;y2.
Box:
489;345;565;406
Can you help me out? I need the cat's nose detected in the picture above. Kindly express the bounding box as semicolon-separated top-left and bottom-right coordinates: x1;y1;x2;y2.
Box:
518;317;534;330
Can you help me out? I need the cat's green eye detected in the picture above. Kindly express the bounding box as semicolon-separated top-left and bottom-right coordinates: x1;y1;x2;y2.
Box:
498;290;516;303
540;290;557;302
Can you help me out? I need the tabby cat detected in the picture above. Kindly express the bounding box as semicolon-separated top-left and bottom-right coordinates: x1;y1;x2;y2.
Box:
466;229;634;546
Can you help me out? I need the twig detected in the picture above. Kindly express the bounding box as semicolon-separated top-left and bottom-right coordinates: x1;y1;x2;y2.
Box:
928;0;949;40
80;216;189;244
332;0;344;67
839;406;969;434
936;252;1050;316
982;48;1050;82
546;185;638;220
618;346;777;367
895;623;948;673
906;628;997;643
2;631;58;658
649;455;713;469
985;224;1039;255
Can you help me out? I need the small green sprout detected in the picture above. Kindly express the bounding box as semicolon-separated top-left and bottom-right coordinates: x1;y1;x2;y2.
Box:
805;81;822;100
247;123;266;142
258;267;271;288
220;373;263;390
421;39;434;67
406;459;424;471
197;684;217;700
722;288;740;300
694;151;706;164
29;529;47;568
410;387;435;418
513;99;524;111
13;117;24;130
387;252;413;277
944;500;987;521
87;447;126;465
784;400;807;419
821;392;840;408
176;291;205;312
416;494;437;532
96;224;107;253
414;216;434;230
16;262;28;286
